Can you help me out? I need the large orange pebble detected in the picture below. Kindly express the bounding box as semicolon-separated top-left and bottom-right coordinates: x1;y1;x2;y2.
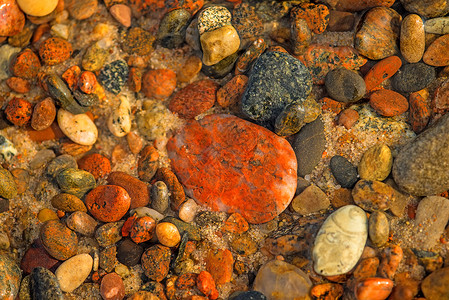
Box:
155;222;181;247
10;49;41;79
62;65;81;90
369;89;409;117
130;216;156;244
409;89;430;133
290;3;330;34
107;171;150;209
40;220;78;260
85;185;131;222
39;37;73;66
197;271;219;299
355;277;393;300
353;257;380;280
364;56;402;92
205;249;234;285
377;245;403;279
6;77;30;93
31;97;56;131
311;283;344;300
142;69;177;99
78;153;112;180
5;98;32;126
223;212;249;234
100;272;125;300
423;34;449;66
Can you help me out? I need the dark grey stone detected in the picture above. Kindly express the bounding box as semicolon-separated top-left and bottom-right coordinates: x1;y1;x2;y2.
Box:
325;68;366;103
73;90;99;107
231;291;267;300
330;155;358;188
157;9;191;49
242;51;312;122
117;239;143;267
392;63;435;93
99;60;129;95
292;116;325;177
393;113;449;196
30;267;63;300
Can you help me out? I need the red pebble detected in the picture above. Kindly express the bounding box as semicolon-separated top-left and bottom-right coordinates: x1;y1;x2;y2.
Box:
39;37;73;66
107;171;150;209
20;241;59;274
338;108;359;129
78;153;112;180
85;185;131;222
62;65;81;90
223;213;249;234
5;97;32;126
130;216;156;244
0;0;25;36
318;97;345;114
10;49;41;79
311;283;344;300
6;77;30;93
100;272;125;300
369;89;409;117
217;75;248;108
197;271;218;299
78;71;97;94
168;79;219;119
142;69;177;99
122;214;138;237
205;249;234;285
409;89;430;133
364;56;402;92
176;272;198;290
355;277;393;300
291;3;330;34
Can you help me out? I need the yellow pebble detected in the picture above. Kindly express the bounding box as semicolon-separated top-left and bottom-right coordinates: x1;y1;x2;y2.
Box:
156;222;181;247
17;0;58;17
38;208;59;222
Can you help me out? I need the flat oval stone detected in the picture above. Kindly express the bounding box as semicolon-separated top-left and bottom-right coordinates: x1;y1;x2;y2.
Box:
150;181;169;214
108;96;131;137
56;168;96;198
291;185;330;215
40;220;78;260
157;8;191;49
358;144;393;181
167;114;297;224
66;211;98;236
117;239;143;267
422;266;449;300
85;185;131;222
0;254;21;300
423;34;449;66
325;68;366;103
46;154;77;178
393;113;449;195
330;155;358;188
58;109;98;146
138;145;159;182
425;17;449;34
31;97;56;131
30;267;63;300
369;90;409;117
313;205;368;276
401;0;449;18
368;211;389;247
55;253;93;292
392;63;435;93
401;14;425;63
355;278;394;300
51;193;87;212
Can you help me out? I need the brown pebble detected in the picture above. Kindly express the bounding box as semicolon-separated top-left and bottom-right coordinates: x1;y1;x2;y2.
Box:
51;193;87;212
423;34;449;67
327;10;355;32
178;56;202;83
5;97;32;126
141;244;171;282
155;167;186;210
128;67;142;92
66;0;98;20
31;97;57;131
126;131;144;154
352;179;394;211
100;272;125;300
338;108;359;129
400;14;425;63
10;48;41;79
78;71;97;94
40;219;78;260
107;171;150;209
217;75;248;108
110;4;132;27
138;145;159;182
6;77;30;93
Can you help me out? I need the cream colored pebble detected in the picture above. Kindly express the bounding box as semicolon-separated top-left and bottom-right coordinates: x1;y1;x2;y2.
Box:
55;253;93;292
178;198;199;223
57;109;98;146
108;96;131;137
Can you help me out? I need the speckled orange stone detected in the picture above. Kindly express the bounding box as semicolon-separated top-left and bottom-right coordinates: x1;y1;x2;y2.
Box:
318;97;345;114
423;34;449;67
31;97;57;131
311;283;344;300
6;77;30;93
0;0;25;36
85;185;131;222
217;75;248;108
78;153;112;180
369;89;409;117
10;49;41;79
141;244;171;282
78;71;97;94
167;114;297;224
364;56;402;92
62;65;81;90
409;89;430;133
142;69;176;99
39;220;78;260
223;213;249;234
39;37;73;65
205;249;234;285
107;171;150;209
130;216;156;243
5;98;32;126
155;167;185;210
197;271;218;299
291;3;329;34
176;272;197;290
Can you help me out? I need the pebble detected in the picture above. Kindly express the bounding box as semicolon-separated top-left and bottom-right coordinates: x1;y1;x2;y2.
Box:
138;145;159;182
9;24;32;47
354;7;401;60
311;283;343;299
217;75;248;108
167;114;296;224
85;185;131;222
58;109;98;146
352;179;394;211
0;136;17;162
0;199;8;214
0;254;21;300
141;244;171;282
157;8;191;49
99;60;129;94
290;3;329;34
107;171;150;209
235;38;267;74
30;150;56;170
39;37;73;66
142;69;177;99
178;55;202;82
66;211;98;236
392;62;435;93
168;79;218;119
126;131;143;154
78;153;111;180
338;108;359;129
46;154;77;178
62;65;81;90
0;0;25;36
110;4;132;27
197;271;218;299
0;166;18;199
422;266;449;300
51;193;87;212
231;234;258;256
370;89;409;117
100;273;125;300
432;79;449;117
38;208;58;222
369;211;389;247
393;113;449;195
164;216;200;241
325;0;394;11
55;253;93;292
231;3;263;44
355;278;394;300
313;205;368;276
100;246;117;273
95;221;125;247
0;232;9;250
358;144;393;181
0;46;19;81
66;0;98;20
401;0;449;18
17;0;58;16
6;77;30;93
30;267;63;300
327;10;355;31
31;97;56;131
150;181;169;213
46;75;89;114
56;167;96;198
413;196;449;250
178;198;198;223
11;168;28;195
155;167;186;210
40;220;78;260
425;17;449;34
293;116;325;177
108;96;131;137
378;245;403;279
325;68;366;103
156;222;181;247
78;71;97;94
200;25;240;66
117;239;143;267
253;260;312;300
82;42;109;72
364;56;402;93
330;155;358;188
242;51;312;122
232;291;266;300
5;98;32;126
130;216;156;244
423;34;449;66
121;27;155;56
206;248;234;284
275;98;321;137
201;51;239;79
198;6;231;34
20;242;59;274
400;14;425;63
291;185;330;215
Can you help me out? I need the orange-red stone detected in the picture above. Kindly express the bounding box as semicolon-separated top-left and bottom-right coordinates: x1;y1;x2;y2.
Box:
318;97;345;114
197;271;218;299
338;108;359;129
423;34;449;67
78;71;97;94
142;69;177;99
311;283;344;300
5;98;32;126
217;75;248;108
0;0;25;36
10;49;41;79
6;77;30;93
107;171;150;209
409;89;430;133
62;65;81;90
167;114;297;224
355;277;394;300
130;216;156;244
369;89;409;117
85;185;131;222
205;249;234;285
78;153;112;180
291;3;330;34
364;56;402;92
39;37;73;66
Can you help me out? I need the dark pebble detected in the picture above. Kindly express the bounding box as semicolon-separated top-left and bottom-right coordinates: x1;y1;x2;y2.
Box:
157;9;191;49
325;68;366;103
99;60;129;95
45;74;89;114
117;239;144;267
30;267;63;300
73;89;99;107
201;51;239;79
100;246;118;272
231;291;267;300
330;155;358;188
392;63;435;93
46;154;78;178
0;198;9;213
150;181;169;214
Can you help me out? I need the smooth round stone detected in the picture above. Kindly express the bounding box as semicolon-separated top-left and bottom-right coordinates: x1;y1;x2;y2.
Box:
100;273;125;300
99;60;129;95
130;216;156;244
325;68;366;103
178;198;198;223
157;9;191;49
108;96;131;137
368;211;389;247
0;254;21;300
107;171;150;209
355;278;394;300
150;181;169;214
291;185;330;215
30;267;63;300
40;220;78;260
95;221;124;247
110;4;131;27
423;34;449;67
0;166;18;199
58;109;98;146
85;185;131;222
425;17;449;34
56;168;96;199
358;144;393;181
55;254;93;292
401;14;425;63
156;222;181;247
400;0;449;18
313;205;368;276
31;97;57;131
51;193;87;213
198;6;231;35
45;75;88;114
46;154;77;178
137;144;158;181
82;41;109;72
66;211;98;236
274;99;321;137
330;155;358;188
17;0;57;16
200;25;240;66
422;266;449;300
117;239;143;267
369;89;409;117
254;260;312;300
352;179;394;211
392;63;435;93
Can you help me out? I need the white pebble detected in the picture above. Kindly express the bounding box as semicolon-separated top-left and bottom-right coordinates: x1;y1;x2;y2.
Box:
178;198;198;223
55;253;93;292
130;207;164;222
57;109;98;145
108;96;131;137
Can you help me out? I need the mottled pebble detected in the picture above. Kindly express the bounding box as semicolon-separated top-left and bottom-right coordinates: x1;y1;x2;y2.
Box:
142;69;176;100
150;181;169;214
291;185;329;215
275;98;321;137
31;97;56;131
51;193;87;212
99;60;129;94
216;75;248;108
130;216;156;244
82;42;109;72
392;63;435;93
39;37;73;66
290;3;329;34
100;273;125;300
364;56;402;93
206;248;233;284
40;220;78;260
408;89;430;134
157;8;191;49
122;27;155;56
66;211;98;236
5;97;32;126
198;6;231;34
425;17;449;34
401;14;425;63
78;153;111;180
369;211;389;247
401;0;449;18
352;179;394;211
325;68;366;103
0;0;25;36
141;245;171;282
358;144;393;181
56;167;96;198
46;154;77;178
100;246;117;272
55;253;93;292
30;267;63;300
0;254;21;300
0;166;18;199
235;38;267;74
423;34;449;66
85;185;131;222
